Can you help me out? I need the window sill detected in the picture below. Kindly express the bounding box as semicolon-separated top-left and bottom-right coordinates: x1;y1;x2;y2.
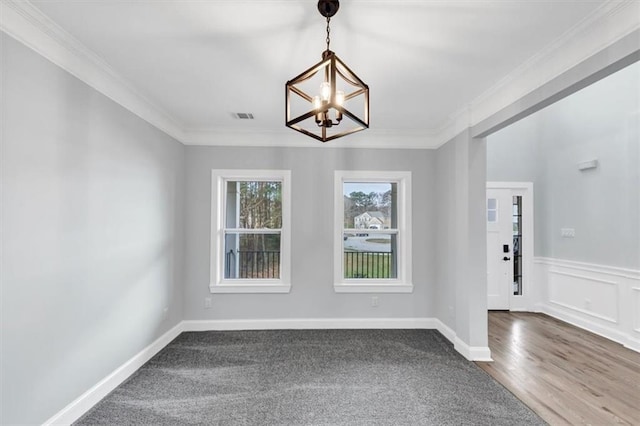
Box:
333;283;414;293
210;283;291;294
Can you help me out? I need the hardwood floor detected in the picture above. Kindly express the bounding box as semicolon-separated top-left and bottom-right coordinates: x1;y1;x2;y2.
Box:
476;312;640;426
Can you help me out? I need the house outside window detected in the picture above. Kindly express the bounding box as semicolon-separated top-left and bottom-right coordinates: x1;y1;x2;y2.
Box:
210;170;291;293
334;171;413;293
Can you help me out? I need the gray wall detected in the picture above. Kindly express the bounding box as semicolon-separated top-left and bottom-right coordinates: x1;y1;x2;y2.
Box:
487;62;640;269
435;140;458;329
435;131;488;349
183;146;436;320
1;34;185;425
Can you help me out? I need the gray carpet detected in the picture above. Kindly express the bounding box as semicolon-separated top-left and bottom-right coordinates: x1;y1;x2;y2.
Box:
75;329;545;425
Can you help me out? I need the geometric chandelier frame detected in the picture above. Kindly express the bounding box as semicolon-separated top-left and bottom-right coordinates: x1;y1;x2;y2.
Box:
285;0;369;143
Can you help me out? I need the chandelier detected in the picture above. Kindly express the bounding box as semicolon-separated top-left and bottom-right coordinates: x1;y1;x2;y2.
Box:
285;0;369;143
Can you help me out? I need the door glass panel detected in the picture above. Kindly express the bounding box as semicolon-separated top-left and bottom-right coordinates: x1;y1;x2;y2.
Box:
487;198;498;223
512;196;522;295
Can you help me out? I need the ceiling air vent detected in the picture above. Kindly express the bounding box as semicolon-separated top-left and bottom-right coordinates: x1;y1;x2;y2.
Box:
235;113;254;119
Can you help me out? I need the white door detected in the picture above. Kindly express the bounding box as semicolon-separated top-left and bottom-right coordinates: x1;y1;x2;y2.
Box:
486;188;513;310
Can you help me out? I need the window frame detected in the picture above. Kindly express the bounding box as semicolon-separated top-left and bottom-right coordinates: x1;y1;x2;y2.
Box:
334;170;413;293
210;169;291;293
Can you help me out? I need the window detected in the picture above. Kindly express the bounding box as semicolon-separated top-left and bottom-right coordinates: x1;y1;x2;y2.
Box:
334;171;412;293
210;170;291;293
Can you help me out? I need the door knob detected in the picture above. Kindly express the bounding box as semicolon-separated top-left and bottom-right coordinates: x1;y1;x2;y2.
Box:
502;256;511;261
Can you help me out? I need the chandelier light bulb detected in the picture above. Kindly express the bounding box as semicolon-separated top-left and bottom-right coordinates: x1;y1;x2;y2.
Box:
335;90;344;122
320;82;331;101
312;95;323;124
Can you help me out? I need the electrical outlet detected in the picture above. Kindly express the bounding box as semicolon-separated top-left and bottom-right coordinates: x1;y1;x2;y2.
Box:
204;297;212;309
561;228;575;238
371;296;379;307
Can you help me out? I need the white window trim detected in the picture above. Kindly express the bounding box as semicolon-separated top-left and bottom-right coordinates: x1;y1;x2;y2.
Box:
210;169;291;293
334;171;413;293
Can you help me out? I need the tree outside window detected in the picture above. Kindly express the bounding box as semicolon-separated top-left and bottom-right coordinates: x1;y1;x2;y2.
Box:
224;181;282;279
211;170;291;293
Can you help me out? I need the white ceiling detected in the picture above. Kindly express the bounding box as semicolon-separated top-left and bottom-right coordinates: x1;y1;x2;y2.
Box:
5;1;638;147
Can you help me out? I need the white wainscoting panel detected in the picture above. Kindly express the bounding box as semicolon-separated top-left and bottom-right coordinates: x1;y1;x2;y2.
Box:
536;257;640;352
548;269;618;323
633;287;640;333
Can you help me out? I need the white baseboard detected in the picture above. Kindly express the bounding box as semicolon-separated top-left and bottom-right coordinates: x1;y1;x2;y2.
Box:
183;317;492;361
625;335;640;352
454;338;493;362
433;320;492;362
182;317;438;331
43;322;184;426
540;302;640;352
43;317;490;424
434;319;457;343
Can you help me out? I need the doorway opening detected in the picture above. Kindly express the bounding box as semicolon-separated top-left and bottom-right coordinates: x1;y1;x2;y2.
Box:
486;182;533;311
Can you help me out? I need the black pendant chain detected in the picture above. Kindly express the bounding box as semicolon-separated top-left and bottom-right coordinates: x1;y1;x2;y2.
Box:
326;16;331;52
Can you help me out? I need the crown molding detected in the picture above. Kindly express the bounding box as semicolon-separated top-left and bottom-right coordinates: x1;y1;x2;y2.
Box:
2;0;637;150
183;127;440;149
0;0;186;143
435;0;640;146
471;0;636;111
